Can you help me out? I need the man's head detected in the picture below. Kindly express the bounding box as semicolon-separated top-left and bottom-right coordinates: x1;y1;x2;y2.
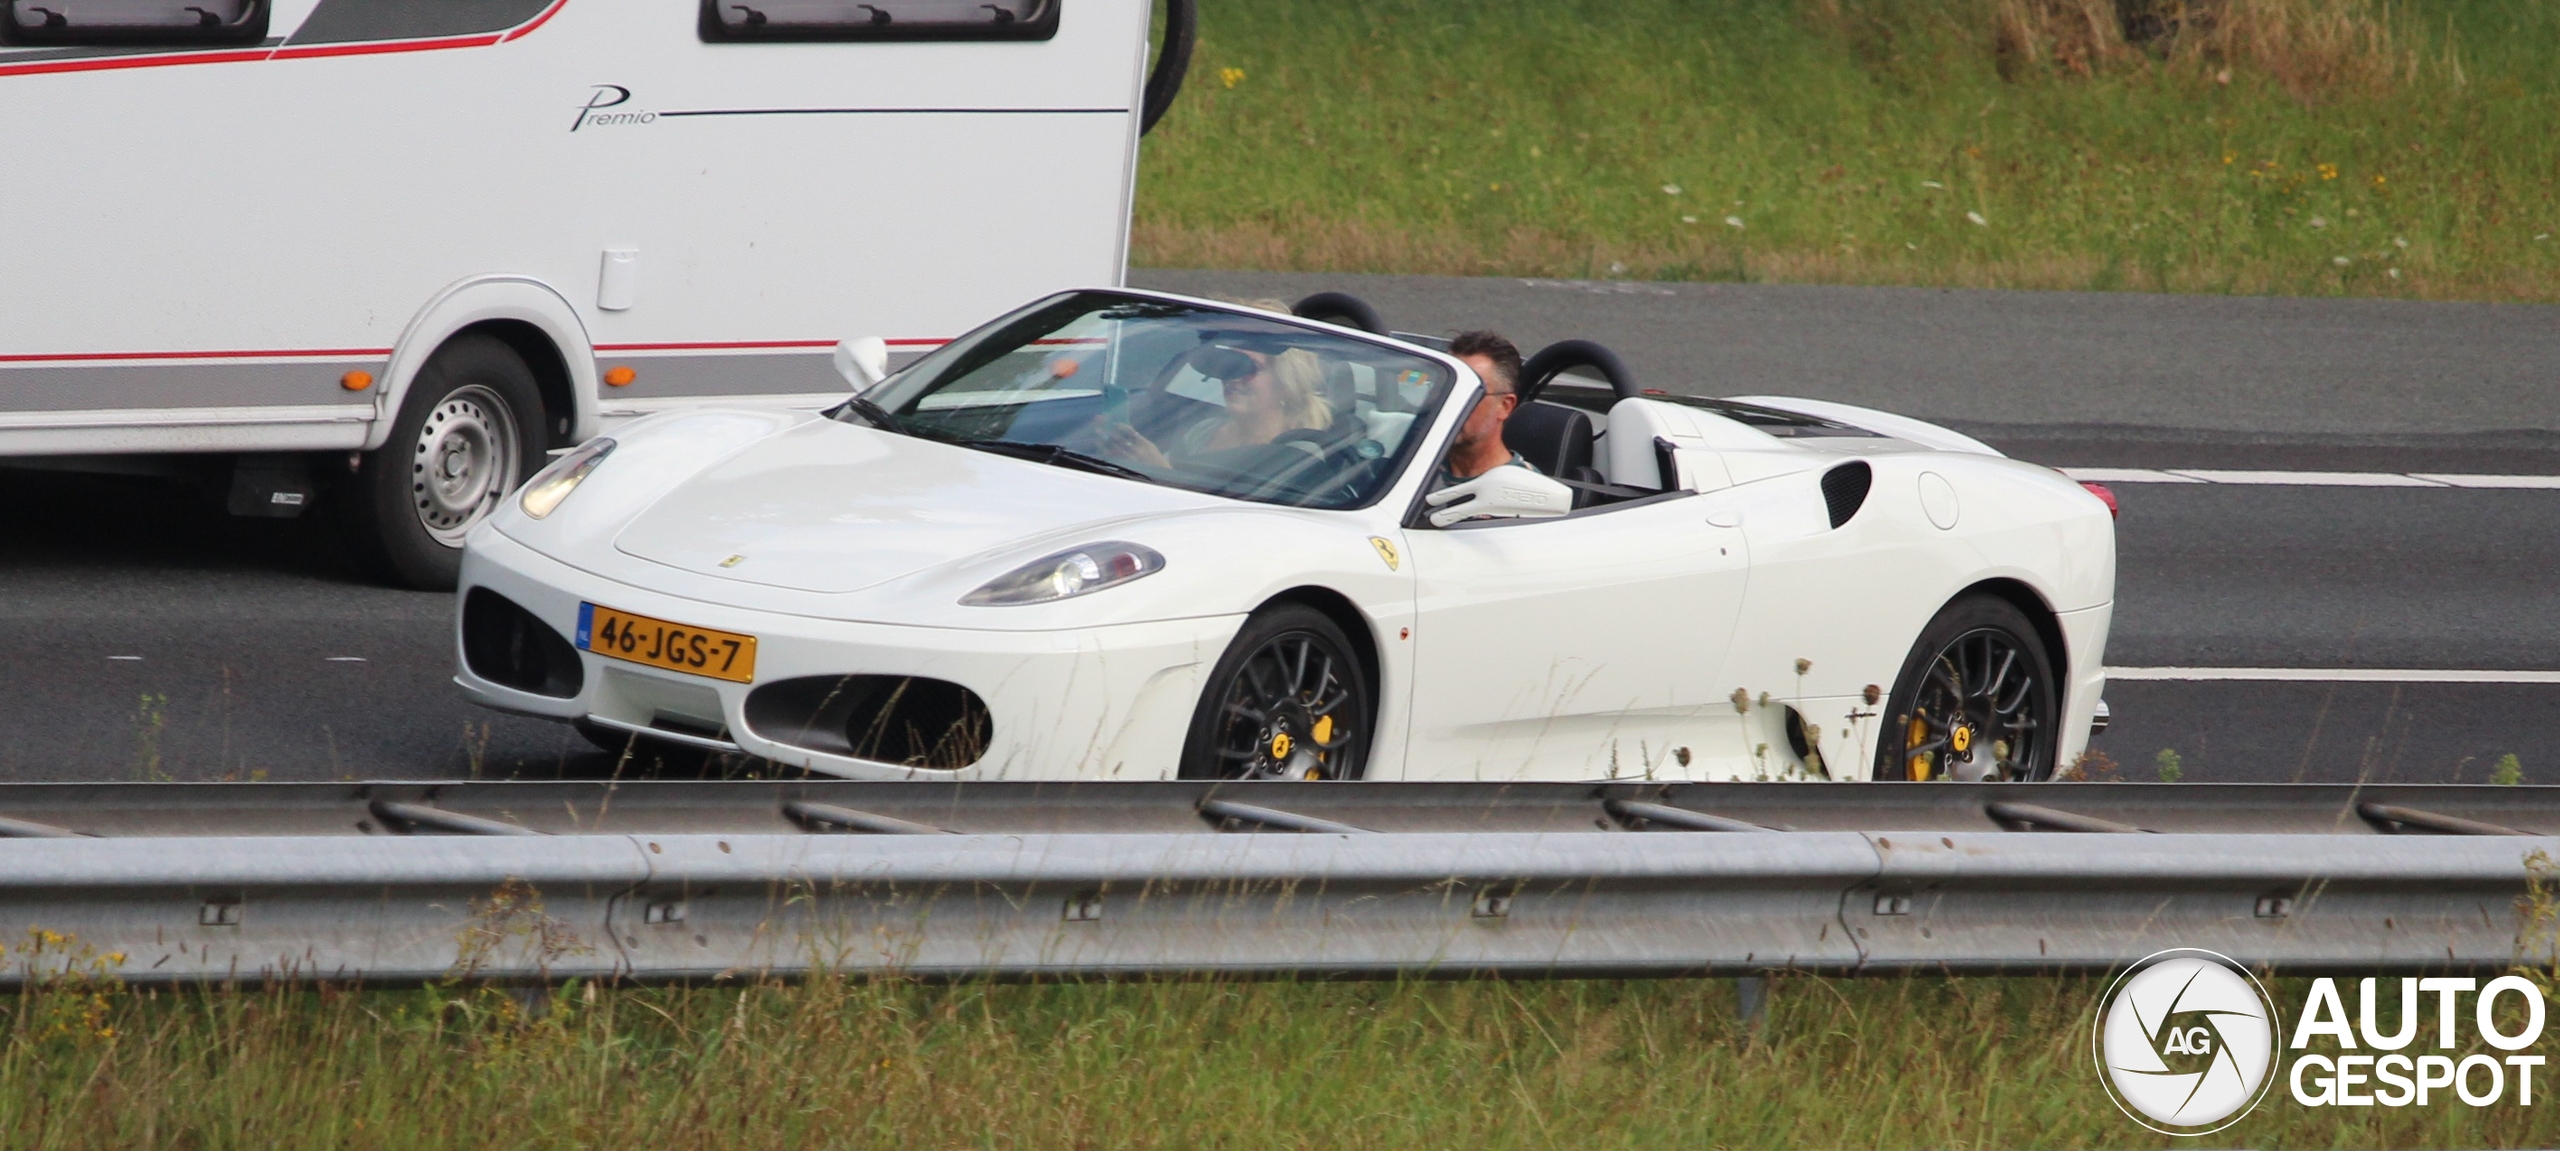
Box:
1446;329;1522;456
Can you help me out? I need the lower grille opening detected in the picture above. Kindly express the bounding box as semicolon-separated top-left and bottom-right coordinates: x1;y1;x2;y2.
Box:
461;588;583;698
744;675;992;769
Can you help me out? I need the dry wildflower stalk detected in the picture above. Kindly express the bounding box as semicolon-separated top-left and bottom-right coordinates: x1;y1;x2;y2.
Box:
1987;0;2409;101
2200;0;2413;101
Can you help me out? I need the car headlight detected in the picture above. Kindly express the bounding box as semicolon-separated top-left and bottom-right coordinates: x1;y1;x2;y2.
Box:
519;437;616;519
961;541;1163;606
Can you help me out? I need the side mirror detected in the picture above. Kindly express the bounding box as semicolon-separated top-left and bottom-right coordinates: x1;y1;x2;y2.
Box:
833;337;889;391
1423;467;1574;528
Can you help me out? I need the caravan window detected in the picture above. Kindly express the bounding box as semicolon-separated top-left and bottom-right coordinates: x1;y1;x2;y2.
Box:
1;0;265;45
700;0;1057;42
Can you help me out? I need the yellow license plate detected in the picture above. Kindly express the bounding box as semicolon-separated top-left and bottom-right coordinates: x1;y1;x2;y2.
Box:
576;603;758;683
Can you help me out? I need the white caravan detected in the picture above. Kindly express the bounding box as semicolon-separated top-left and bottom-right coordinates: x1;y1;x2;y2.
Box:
0;0;1191;586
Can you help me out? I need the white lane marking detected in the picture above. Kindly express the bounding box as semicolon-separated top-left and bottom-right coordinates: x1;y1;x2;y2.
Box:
2410;473;2560;489
2107;666;2560;684
325;656;368;662
2063;467;2560;489
2170;469;2447;487
107;655;142;661
2058;467;2202;484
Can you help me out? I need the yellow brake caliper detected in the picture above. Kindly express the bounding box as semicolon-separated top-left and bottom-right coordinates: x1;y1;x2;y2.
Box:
1906;713;1933;781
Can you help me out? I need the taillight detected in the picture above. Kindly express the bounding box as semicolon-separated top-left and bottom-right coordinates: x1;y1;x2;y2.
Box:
2080;481;2119;518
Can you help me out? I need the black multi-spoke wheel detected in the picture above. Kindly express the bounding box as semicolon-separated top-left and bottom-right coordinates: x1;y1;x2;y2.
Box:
1874;595;2059;782
1179;604;1371;781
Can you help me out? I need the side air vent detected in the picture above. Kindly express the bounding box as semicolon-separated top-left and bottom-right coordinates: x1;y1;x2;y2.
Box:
1820;461;1873;529
744;675;993;769
460;588;584;698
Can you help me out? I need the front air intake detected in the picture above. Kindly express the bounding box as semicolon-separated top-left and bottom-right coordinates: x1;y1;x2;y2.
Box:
1820;461;1873;528
460;588;584;698
745;675;992;769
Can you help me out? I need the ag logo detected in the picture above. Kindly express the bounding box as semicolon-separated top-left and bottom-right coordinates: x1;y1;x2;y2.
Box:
2094;948;2278;1136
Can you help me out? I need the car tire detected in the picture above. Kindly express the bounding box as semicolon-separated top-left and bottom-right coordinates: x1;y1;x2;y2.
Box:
1177;603;1373;781
343;334;546;590
1872;593;2060;782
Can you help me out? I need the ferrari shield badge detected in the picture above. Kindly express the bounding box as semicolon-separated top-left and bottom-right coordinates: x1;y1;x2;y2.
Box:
1368;536;1400;571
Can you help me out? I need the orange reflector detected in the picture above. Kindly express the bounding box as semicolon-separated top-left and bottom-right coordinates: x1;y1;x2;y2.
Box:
603;365;637;387
339;370;374;391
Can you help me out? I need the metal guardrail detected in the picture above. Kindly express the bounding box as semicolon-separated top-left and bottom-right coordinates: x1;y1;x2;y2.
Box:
6;779;2559;838
1;781;2556;985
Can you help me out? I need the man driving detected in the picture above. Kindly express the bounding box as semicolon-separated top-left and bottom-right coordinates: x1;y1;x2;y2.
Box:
1421;329;1569;527
1432;330;1537;489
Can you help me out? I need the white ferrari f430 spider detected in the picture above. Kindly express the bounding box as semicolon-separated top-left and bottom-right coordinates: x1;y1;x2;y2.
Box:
456;289;2115;783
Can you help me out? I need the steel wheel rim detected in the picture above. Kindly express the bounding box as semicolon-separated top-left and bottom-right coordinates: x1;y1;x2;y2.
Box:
1211;629;1361;781
411;384;521;546
1900;627;2049;782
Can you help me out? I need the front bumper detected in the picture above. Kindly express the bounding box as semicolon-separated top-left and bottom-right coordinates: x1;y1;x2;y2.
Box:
456;528;1241;780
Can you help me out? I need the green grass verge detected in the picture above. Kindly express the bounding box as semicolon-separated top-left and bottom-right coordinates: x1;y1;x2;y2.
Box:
6;969;2556;1148
1133;0;2560;301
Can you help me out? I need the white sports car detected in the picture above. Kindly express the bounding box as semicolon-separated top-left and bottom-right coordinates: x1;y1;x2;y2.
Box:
456;288;2115;783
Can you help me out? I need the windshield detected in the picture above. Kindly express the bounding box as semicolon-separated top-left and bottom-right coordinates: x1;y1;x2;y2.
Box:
855;292;1457;510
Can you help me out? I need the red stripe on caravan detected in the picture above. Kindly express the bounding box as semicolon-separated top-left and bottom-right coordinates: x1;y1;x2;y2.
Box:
0;0;567;79
268;34;506;62
501;0;576;42
0;347;391;364
594;340;837;353
0;47;270;79
0;337;945;365
593;339;949;352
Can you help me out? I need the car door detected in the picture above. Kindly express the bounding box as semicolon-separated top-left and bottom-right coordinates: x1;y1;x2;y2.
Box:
1396;495;1750;781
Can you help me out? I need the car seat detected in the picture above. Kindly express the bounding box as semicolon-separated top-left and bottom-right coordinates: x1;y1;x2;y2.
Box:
1503;400;1603;485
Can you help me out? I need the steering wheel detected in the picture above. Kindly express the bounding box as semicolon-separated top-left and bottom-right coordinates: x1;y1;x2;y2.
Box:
1271;424;1386;501
1271;423;1360;454
1516;339;1640;407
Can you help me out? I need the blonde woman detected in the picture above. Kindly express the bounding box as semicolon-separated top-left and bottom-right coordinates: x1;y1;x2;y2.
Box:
1099;346;1335;468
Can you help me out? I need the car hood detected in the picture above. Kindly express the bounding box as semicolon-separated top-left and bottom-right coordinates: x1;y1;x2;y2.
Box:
612;420;1221;594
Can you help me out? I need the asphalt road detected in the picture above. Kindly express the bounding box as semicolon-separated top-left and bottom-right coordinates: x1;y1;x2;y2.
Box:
4;273;2555;786
1133;269;2560;454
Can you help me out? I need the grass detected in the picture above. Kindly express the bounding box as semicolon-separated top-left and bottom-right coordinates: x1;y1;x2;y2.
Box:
1132;0;2560;301
6;963;2560;1149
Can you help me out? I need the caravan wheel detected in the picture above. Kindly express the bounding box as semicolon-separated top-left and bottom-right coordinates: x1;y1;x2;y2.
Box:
344;334;546;590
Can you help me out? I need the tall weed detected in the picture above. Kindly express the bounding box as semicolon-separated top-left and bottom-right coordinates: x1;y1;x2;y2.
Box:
5;968;2557;1148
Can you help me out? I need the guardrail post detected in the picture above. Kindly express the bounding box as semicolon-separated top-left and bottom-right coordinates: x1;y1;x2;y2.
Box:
1735;975;1769;1032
